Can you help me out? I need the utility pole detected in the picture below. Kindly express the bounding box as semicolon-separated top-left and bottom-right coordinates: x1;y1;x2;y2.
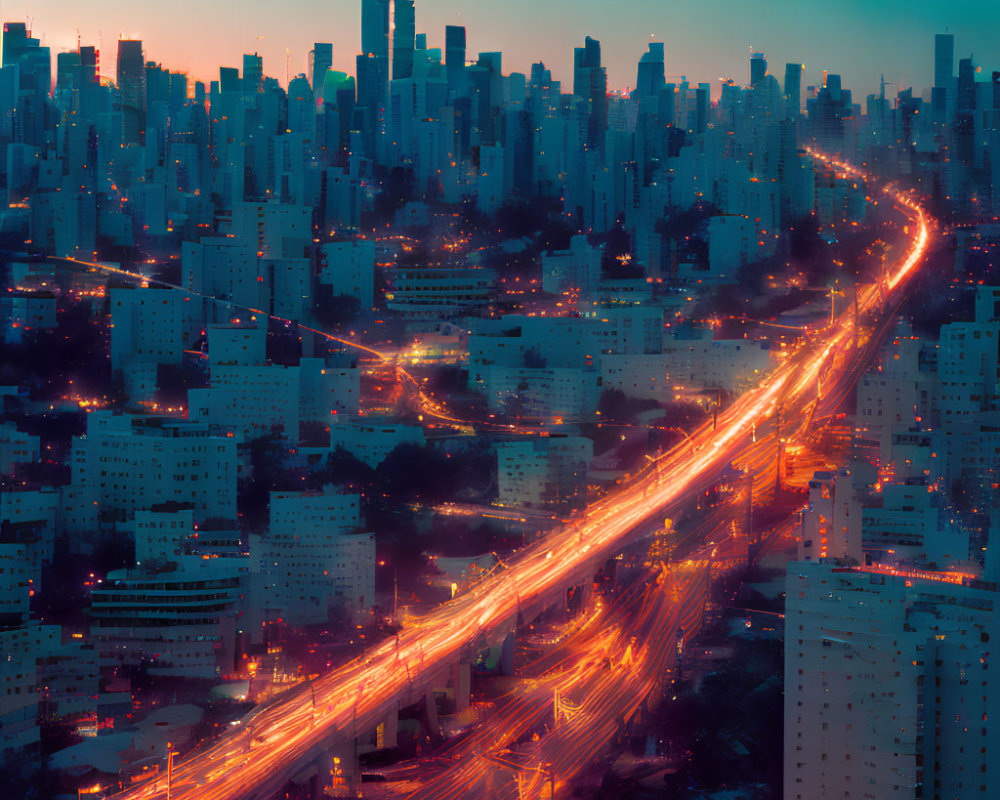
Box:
773;406;782;497
393;569;398;625
166;742;175;800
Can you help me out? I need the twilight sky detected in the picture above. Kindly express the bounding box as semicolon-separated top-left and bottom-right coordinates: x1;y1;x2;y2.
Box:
7;0;1000;100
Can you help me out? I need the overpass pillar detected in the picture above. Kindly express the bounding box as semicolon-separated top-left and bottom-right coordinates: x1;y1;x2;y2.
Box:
380;701;399;750
424;684;440;739
499;631;516;677
453;661;471;712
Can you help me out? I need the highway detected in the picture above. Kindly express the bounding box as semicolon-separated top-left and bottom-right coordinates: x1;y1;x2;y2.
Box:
95;153;931;800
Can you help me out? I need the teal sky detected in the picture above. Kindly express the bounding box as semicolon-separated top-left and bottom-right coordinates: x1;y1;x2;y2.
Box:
6;0;1000;99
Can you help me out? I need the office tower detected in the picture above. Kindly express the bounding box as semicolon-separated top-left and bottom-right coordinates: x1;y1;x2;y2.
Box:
392;0;415;81
1;22;34;67
957;56;976;112
145;62;168;109
56;51;81;93
445;25;466;93
116;40;145;106
934;32;954;89
573;36;600;98
242;53;262;94
783;62;802;118
574;36;607;151
359;0;389;111
933;32;955;121
79;46;98;85
310;43;333;95
635;42;665;98
955;57;976;164
749;51;767;87
219;66;241;95
694;84;709;133
117;39;145;142
361;0;389;58
287;74;315;139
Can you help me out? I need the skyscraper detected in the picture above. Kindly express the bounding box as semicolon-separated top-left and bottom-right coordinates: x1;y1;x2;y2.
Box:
359;0;389;110
1;22;34;67
445;25;466;94
361;0;389;58
749;51;767;87
933;32;955;120
635;42;665;99
934;32;954;90
310;43;333;95
116;39;144;105
392;0;415;81
784;63;802;118
242;53;262;95
573;37;607;151
117;39;145;142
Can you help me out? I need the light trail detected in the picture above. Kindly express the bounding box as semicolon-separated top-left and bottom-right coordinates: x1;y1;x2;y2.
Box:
53;256;520;433
48;256;484;435
105;155;932;800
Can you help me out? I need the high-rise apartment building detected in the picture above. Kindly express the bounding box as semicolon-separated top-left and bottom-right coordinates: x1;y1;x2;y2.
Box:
785;561;1000;800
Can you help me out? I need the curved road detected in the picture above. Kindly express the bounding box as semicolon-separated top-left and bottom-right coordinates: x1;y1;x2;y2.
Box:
104;153;931;800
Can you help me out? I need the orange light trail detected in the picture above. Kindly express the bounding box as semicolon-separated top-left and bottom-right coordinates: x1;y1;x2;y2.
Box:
105;154;932;800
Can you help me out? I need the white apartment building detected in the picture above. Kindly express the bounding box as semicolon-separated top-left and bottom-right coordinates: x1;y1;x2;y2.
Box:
0;624;61;764
253;489;374;627
0;487;58;593
320;239;376;312
134;506;195;565
189;357;358;440
89;558;244;679
0;423;39;474
856;333;936;450
70;411;237;524
0;542;29;620
109;287;187;373
785;561;1000;800
327;420;425;468
541;234;602;300
475;365;603;422
799;470;862;564
387;266;495;319
208;321;267;366
937;321;1000;424
862;482;968;569
496;435;593;510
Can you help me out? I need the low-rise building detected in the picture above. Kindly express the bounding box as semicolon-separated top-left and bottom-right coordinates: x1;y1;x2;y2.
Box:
89;558;244;679
496;435;592;510
69;411;237;527
252;488;374;629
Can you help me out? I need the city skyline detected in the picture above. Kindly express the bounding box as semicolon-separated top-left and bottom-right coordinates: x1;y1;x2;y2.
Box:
9;0;1000;98
4;1;1000;797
